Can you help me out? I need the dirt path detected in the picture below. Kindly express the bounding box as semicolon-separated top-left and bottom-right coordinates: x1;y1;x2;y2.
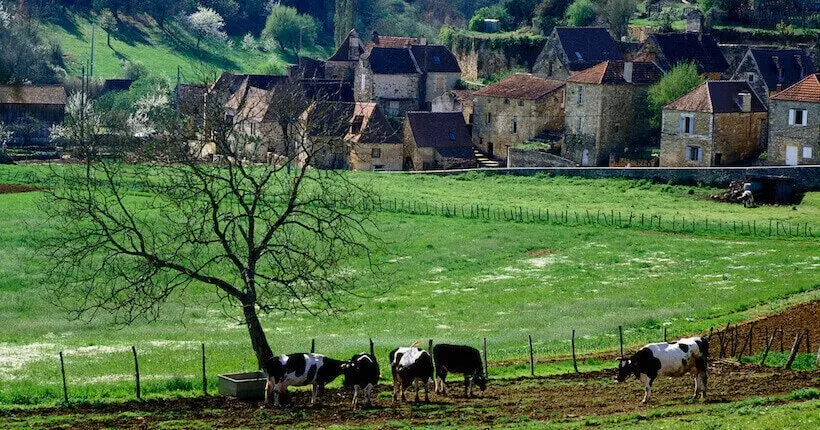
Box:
3;361;819;429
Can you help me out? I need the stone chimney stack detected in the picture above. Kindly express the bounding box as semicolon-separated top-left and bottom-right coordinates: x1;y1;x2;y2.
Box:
686;10;703;34
349;30;360;61
623;61;634;83
419;37;428;46
738;92;752;112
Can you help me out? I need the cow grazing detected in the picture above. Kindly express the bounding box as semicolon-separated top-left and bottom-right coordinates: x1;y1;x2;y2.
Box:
263;353;345;407
340;353;380;409
389;346;434;403
432;343;487;397
616;336;709;403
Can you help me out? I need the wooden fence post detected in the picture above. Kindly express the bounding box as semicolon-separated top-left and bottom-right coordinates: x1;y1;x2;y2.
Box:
311;338;315;353
805;329;811;354
132;346;141;400
785;333;804;370
201;343;207;396
816;343;820;369
737;324;754;362
761;329;777;366
663;326;667;343
482;338;488;378
59;351;68;403
528;335;534;377
618;325;624;359
571;329;579;373
369;338;375;356
428;339;433;352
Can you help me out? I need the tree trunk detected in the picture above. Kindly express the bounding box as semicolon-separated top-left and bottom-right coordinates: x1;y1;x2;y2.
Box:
107;32;111;49
242;300;275;371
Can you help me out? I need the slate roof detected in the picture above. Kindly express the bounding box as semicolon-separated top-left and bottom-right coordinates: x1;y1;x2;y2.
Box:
224;75;290;111
366;47;420;74
328;30;365;62
306;101;400;143
0;85;67;105
568;61;662;85
554;27;624;72
649;33;729;74
475;74;564;99
290;57;326;79
665;81;767;113
411;45;461;73
406;111;472;152
749;49;816;91
771;73;820;102
102;79;134;93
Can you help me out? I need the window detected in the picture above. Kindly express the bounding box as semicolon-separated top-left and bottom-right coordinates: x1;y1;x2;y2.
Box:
449;132;456;141
388;101;400;117
433;55;441;64
575;51;583;60
373;164;385;171
803;146;813;159
685;145;703;162
746;73;755;83
577;87;584;105
518;100;524;107
504;98;510;105
789;108;807;126
371;148;381;159
486;112;492;124
435;76;445;92
679;114;694;135
512;116;518;134
351;115;364;133
577;117;582;133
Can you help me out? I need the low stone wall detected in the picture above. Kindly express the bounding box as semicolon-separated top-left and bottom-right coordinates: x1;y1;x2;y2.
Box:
393;165;820;191
507;148;576;167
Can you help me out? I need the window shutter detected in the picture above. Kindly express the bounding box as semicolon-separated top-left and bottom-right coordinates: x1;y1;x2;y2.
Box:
801;109;808;126
678;115;683;133
685;146;690;161
788;109;795;125
697;148;703;162
688;116;694;134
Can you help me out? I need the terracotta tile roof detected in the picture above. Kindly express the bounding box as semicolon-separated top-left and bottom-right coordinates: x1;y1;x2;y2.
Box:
0;85;66;105
567;61;662;85
370;32;422;49
770;73;820;102
449;90;475;103
649;32;728;74
554;27;624;72
406;111;473;154
749;49;816;91
665;81;767;113
475;74;564;100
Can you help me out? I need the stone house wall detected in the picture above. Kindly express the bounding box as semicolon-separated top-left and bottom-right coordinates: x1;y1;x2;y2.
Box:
472;91;564;160
562;82;603;166
713;111;767;165
660;109;714;166
356;64;421;116
452;37;546;81
349;142;404;171
533;36;571;80
431;93;473;125
731;52;771;104
325;61;357;82
767;99;819;165
423;72;461;106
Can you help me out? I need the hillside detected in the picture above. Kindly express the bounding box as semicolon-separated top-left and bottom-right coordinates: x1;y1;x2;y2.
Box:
47;12;329;80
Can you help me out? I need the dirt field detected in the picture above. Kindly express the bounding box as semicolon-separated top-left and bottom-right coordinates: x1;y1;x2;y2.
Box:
3;360;819;429
0;184;39;194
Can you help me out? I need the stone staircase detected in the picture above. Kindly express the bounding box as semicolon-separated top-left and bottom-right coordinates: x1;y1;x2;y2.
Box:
473;147;503;168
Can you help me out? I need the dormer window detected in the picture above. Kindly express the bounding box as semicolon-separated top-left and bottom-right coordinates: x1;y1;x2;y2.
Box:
747;73;755;83
449;132;456;141
351;115;364;133
433;56;441;64
575;51;583;60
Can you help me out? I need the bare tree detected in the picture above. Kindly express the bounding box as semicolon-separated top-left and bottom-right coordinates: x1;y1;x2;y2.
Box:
38;81;382;369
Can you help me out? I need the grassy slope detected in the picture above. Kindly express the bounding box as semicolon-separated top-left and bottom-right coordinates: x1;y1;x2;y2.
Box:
47;12;329;80
0;166;817;405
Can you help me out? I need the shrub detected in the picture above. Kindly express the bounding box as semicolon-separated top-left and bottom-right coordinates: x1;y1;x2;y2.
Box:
468;5;510;31
565;0;596;27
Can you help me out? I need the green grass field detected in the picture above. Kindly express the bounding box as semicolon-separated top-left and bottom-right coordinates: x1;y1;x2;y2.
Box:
47;12;329;80
0;165;818;409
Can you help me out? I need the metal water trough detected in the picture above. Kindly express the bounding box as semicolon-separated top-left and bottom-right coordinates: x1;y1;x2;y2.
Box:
218;371;267;400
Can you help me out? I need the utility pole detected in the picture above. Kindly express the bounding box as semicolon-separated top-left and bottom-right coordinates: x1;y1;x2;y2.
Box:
90;22;95;77
175;65;181;111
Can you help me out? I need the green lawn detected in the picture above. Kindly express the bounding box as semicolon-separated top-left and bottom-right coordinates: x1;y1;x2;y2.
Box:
47;12;329;80
0;166;817;405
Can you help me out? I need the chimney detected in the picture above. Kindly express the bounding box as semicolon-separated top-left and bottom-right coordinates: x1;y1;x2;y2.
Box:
419;37;428;46
349;30;360;61
371;30;380;45
738;92;752;112
686;9;703;34
794;54;805;77
623;61;634;83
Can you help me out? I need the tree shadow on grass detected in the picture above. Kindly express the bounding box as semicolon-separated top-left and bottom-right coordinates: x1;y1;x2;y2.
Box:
112;19;151;47
50;12;83;38
160;24;241;72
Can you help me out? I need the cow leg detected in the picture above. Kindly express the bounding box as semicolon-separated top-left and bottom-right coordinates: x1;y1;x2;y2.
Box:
468;376;474;398
353;385;360;409
700;372;708;400
424;378;430;402
264;378;274;406
364;383;374;409
464;374;470;398
639;374;652;403
310;382;319;406
692;373;699;399
392;378;399;402
413;379;420;402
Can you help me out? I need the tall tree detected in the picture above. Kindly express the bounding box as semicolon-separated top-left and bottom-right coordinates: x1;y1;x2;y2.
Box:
334;0;357;47
597;0;636;40
647;62;704;130
39;83;382;370
263;5;318;55
188;6;228;48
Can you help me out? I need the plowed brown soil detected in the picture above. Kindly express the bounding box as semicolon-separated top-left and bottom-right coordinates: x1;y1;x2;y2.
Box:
3;361;819;429
0;184;39;194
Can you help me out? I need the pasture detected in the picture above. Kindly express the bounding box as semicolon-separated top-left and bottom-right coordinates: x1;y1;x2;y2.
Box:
0;165;818;427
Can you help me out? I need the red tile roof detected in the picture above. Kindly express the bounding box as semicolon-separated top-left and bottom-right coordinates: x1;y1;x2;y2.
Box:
568;61;662;85
474;74;564;100
770;73;820;103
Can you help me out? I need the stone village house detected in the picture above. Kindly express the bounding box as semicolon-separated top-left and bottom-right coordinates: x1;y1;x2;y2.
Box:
297;101;402;171
471;73;565;160
562;61;662;166
404;111;476;170
354;32;461;117
533;27;624;80
767;73;819;166
660;81;768;167
0;85;66;145
639;32;729;80
431;89;475;127
731;48;816;105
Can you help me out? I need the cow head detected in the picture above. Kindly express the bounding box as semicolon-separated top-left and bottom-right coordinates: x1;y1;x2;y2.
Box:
615;358;633;382
472;373;487;392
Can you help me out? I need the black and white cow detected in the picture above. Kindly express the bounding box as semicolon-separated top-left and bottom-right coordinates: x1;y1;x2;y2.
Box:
616;336;709;403
389;346;434;403
432;344;487;397
340;353;380;409
263;353;345;407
